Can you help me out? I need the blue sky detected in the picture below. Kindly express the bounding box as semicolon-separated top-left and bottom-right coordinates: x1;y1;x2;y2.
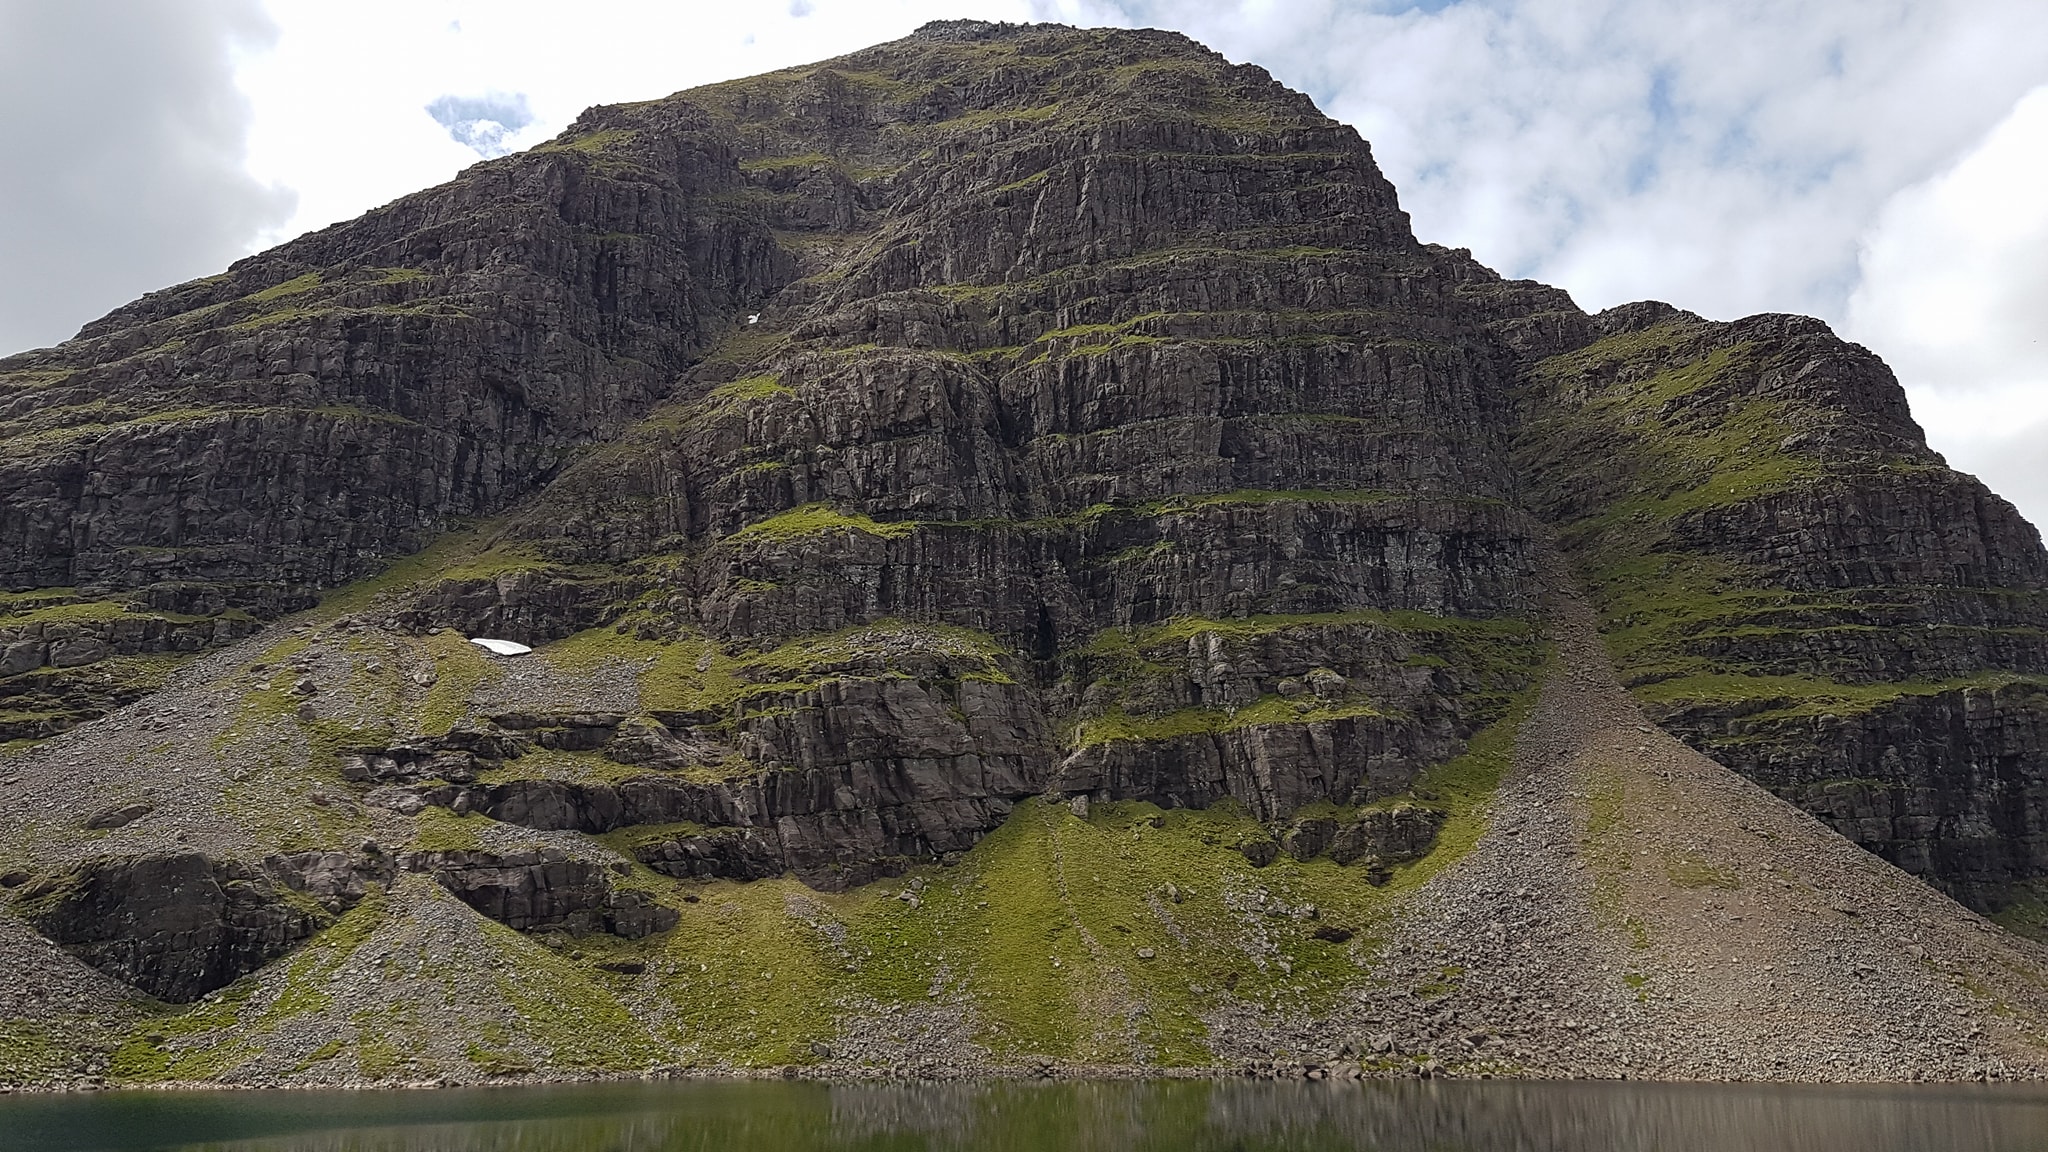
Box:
2;0;2042;522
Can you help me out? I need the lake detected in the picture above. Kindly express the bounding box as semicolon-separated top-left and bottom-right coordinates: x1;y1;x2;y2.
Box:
3;1079;2045;1152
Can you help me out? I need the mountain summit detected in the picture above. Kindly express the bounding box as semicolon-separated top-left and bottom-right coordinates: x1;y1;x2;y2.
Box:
3;20;2046;1086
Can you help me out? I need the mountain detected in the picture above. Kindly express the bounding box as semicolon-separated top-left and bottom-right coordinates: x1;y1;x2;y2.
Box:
3;19;2047;1088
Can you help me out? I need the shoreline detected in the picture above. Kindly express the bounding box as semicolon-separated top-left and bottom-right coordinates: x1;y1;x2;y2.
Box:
6;1060;2043;1096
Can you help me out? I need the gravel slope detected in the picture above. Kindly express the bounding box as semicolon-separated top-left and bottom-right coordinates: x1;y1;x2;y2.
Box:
1330;555;2048;1081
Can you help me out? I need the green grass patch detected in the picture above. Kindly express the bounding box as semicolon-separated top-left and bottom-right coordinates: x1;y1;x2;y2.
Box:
411;808;489;852
292;1039;346;1072
739;153;835;172
259;888;389;1027
1585;770;1625;844
1105;608;1535;653
1635;670;2048;724
706;374;792;406
0;1020;68;1083
483;920;664;1071
0;591;125;625
418;630;503;735
536;128;635;156
1072;695;1386;749
1393;688;1537;882
425;543;559;584
724;503;916;545
641;797;1380;1067
545;618;1014;720
313;523;498;618
993;168;1052;194
1988;879;2048;944
109;982;260;1083
1073;609;1542;737
245;272;323;304
353;1018;403;1079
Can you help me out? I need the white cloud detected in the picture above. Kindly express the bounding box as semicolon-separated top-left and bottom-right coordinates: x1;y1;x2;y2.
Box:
1849;86;2048;530
0;0;293;354
1072;0;2048;525
239;0;1078;244
1848;87;2048;394
426;92;535;158
1079;0;2048;322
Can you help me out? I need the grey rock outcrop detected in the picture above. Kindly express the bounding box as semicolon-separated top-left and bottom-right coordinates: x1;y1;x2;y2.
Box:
9;854;326;1003
399;848;676;938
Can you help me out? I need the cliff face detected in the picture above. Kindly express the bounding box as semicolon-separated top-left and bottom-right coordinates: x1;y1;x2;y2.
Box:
3;20;2048;1087
0;104;790;740
1513;304;2048;912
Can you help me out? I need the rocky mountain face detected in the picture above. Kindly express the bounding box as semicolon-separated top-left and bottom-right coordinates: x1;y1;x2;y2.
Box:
0;108;789;741
1515;305;2048;912
2;20;2047;1087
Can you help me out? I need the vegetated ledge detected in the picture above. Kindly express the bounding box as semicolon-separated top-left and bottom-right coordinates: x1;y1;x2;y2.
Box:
1070;695;1392;747
1631;669;2048;724
713;490;1505;549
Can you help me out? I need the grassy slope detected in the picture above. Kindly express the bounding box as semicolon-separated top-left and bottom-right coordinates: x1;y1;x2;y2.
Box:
1523;320;2043;708
90;688;1530;1082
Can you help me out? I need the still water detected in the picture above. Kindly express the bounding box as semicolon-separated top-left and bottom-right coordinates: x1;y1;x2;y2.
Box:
4;1080;2046;1152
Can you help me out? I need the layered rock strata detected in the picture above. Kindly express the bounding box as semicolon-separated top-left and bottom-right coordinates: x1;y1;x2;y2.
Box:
11;854;328;1003
1514;304;2048;910
0;19;2044;1082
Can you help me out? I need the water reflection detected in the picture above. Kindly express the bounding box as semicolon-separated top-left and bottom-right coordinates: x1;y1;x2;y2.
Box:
3;1079;2045;1152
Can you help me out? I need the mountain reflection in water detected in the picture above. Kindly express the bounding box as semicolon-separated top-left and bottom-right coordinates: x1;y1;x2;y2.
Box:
4;1080;2045;1152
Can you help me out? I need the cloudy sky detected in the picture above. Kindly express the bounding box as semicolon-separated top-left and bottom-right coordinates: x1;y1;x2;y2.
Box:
2;0;2042;524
